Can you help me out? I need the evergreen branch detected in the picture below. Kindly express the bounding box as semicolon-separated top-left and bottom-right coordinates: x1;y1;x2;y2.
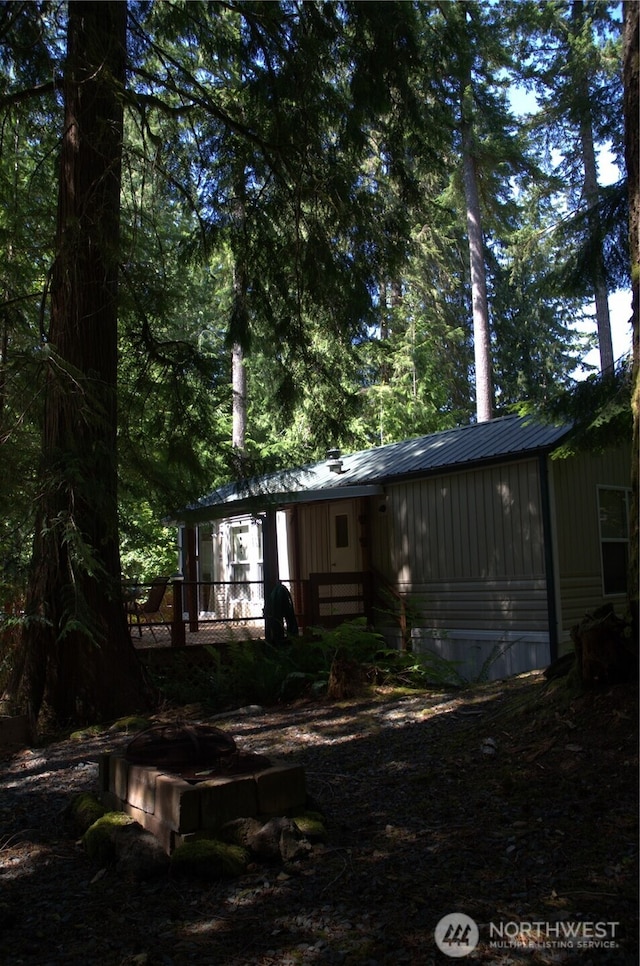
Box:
0;79;58;109
127;65;280;162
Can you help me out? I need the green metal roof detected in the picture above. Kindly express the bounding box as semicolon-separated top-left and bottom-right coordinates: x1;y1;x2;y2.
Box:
177;414;571;522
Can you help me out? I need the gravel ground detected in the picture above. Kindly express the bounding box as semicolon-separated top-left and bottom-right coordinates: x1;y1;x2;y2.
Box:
0;672;637;966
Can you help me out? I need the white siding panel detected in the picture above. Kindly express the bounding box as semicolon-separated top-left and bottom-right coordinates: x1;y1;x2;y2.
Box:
411;628;550;682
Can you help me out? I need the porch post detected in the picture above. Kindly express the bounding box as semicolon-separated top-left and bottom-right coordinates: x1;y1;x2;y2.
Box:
171;574;185;647
289;506;305;628
262;508;279;636
184;525;199;633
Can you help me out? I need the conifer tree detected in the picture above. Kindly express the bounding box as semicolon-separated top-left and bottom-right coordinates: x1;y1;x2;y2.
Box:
4;0;426;723
623;0;638;636
16;1;152;724
515;0;626;374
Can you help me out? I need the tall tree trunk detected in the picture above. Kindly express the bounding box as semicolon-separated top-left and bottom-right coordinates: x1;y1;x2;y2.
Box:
580;120;614;373
231;339;247;452
379;279;390;381
572;1;614;374
623;0;639;641
0;300;8;425
461;78;493;423
14;1;152;728
231;151;248;455
1;123;19;426
230;249;248;452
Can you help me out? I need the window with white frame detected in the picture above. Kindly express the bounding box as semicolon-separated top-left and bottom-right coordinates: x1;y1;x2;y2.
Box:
597;487;631;595
230;524;250;596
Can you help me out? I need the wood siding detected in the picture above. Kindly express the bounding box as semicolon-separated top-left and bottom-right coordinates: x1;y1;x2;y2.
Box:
287;443;630;676
293;499;363;578
372;457;545;576
367;458;551;669
400;577;549;633
550;445;632;649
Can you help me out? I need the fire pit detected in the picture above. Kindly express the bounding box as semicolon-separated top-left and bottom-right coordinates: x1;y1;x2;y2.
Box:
124;723;271;783
99;723;306;854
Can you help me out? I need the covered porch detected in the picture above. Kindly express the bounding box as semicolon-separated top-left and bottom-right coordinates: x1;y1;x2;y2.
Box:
125;571;379;649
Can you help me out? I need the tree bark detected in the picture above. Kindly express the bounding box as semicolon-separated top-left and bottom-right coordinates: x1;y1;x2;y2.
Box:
14;1;152;727
231;154;248;454
623;0;639;641
461;78;493;423
231;339;247;452
571;605;633;688
579;118;614;374
571;1;614;375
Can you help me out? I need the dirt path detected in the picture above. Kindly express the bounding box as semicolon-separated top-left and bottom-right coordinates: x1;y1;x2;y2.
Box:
0;672;637;965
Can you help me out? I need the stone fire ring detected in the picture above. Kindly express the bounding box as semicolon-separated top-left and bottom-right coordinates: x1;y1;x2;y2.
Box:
98;752;307;855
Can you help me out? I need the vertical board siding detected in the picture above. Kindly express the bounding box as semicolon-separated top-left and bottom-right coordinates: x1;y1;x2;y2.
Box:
367;458;548;645
552;447;631;575
551;445;631;639
295;500;364;578
297;502;330;576
384;458;545;583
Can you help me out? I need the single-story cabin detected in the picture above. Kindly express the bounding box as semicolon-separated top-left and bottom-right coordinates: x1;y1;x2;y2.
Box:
174;414;632;681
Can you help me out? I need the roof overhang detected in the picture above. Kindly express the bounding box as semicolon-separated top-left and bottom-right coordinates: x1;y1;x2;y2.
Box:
171;484;384;525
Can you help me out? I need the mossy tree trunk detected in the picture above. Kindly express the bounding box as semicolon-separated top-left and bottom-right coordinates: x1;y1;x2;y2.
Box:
624;0;639;646
14;1;152;727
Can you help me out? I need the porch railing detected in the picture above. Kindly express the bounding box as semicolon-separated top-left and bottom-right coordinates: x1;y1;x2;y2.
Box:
308;571;373;627
124;571;387;646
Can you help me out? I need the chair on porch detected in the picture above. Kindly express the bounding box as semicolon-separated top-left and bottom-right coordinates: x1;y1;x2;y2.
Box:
126;577;169;642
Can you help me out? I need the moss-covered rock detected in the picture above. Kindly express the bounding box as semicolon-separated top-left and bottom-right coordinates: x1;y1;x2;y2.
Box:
290;810;327;842
115;824;170;881
109;716;153;734
170;838;248;880
69;724;105;741
82;812;135;864
217;817;262;849
67;792;107;834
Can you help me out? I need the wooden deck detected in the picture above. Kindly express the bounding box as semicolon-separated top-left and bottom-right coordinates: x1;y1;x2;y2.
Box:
130;618;266;650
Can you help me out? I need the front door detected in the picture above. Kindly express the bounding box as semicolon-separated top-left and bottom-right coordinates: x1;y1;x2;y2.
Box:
329;501;357;572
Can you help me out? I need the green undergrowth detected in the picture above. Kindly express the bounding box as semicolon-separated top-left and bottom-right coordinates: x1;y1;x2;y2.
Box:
109;715;154;733
146;619;389;710
145;618;491;712
66;715;153;743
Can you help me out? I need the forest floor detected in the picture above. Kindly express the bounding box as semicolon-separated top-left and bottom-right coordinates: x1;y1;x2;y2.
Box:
0;670;637;966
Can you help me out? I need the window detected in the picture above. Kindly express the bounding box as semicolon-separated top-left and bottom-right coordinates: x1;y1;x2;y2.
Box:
335;513;349;549
230;524;250;596
231;525;249;564
598;487;631;595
